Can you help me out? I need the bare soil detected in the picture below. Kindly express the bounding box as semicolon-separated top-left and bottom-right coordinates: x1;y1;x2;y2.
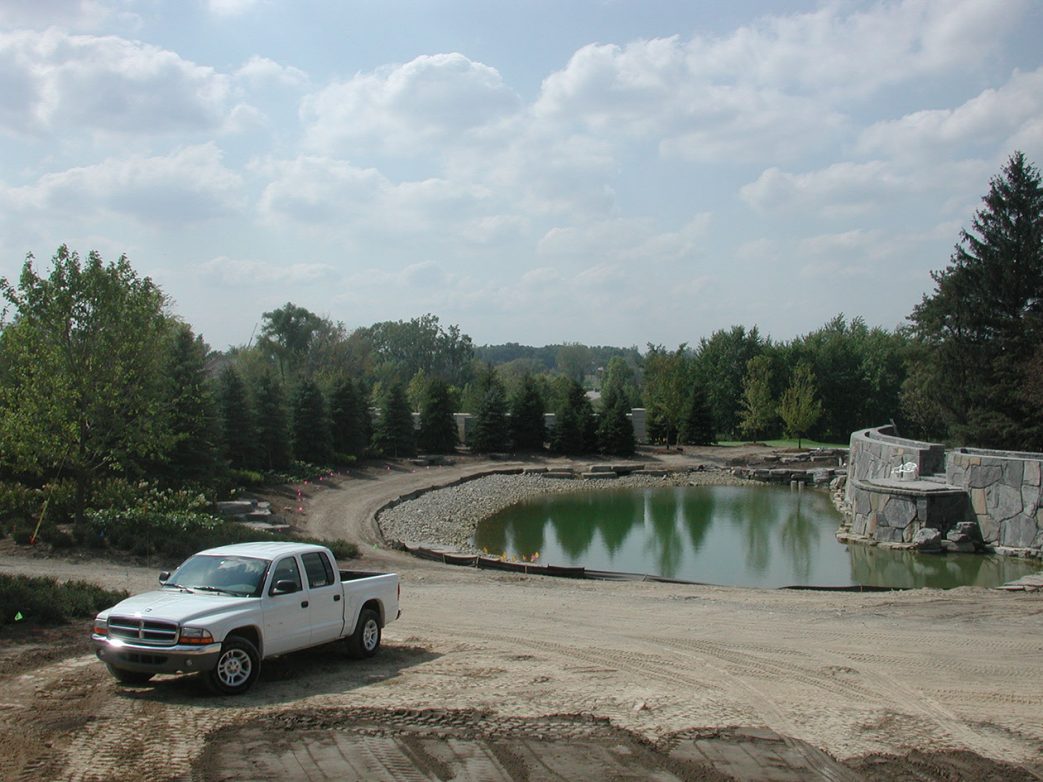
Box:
1;448;1041;781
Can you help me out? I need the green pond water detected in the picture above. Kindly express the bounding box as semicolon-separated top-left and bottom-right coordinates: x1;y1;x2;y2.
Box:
472;484;1041;589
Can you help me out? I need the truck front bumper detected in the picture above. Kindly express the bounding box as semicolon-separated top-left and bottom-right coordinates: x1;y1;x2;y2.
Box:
92;634;222;674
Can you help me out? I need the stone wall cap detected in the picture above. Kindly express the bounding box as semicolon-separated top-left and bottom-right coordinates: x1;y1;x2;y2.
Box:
862;478;966;495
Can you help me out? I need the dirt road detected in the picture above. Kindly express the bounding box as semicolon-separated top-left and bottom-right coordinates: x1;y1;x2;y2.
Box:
2;453;1042;781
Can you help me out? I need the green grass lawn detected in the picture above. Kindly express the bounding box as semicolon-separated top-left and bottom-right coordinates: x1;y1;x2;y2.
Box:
715;438;849;450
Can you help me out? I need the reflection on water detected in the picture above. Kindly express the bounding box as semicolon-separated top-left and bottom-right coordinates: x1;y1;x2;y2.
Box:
472;485;1041;589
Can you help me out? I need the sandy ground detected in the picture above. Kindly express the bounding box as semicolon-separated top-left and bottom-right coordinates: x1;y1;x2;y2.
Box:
1;449;1042;781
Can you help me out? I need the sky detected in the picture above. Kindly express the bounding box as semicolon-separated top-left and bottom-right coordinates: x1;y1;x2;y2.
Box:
1;1;1041;351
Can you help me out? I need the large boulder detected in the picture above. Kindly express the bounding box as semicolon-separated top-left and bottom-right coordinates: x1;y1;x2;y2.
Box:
912;527;943;552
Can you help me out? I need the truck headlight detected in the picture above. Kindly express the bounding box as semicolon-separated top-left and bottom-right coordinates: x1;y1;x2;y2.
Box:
179;627;214;645
92;617;108;637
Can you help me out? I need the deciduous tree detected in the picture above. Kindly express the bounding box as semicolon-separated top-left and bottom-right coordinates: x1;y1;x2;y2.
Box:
778;362;823;448
0;247;173;520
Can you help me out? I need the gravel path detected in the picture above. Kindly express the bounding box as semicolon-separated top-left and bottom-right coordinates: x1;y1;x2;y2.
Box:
377;468;758;551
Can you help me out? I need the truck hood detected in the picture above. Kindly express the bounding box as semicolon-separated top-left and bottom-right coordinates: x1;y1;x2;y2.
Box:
103;590;256;624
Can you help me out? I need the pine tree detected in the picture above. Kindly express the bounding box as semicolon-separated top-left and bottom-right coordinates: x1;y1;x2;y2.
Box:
551;380;596;455
597;387;635;455
330;378;370;459
292;379;333;465
470;368;510;453
417;377;458;454
162;323;220;483
254;370;292;470
679;383;715;445
372;383;416;457
508;374;546;451
217;366;257;469
909;151;1043;449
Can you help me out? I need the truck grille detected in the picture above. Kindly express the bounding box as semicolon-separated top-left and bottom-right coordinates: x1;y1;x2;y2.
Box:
107;616;179;646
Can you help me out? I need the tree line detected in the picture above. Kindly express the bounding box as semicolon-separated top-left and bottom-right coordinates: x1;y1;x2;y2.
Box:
1;151;1040;524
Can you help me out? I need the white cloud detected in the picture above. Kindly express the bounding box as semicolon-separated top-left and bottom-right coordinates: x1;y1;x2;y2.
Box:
206;0;263;17
198;255;336;286
0;0;131;31
537;214;710;265
235;55;307;89
858;67;1043;159
256;155;532;253
2;143;243;225
740;161;908;216
301;53;521;157
0;28;232;137
531;1;1023;163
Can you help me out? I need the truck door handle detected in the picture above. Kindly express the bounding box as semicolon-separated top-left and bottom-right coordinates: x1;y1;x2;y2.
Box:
334;594;341;602
301;600;309;608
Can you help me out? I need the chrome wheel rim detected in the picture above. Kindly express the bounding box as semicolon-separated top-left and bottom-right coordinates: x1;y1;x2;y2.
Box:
217;648;252;687
362;619;379;651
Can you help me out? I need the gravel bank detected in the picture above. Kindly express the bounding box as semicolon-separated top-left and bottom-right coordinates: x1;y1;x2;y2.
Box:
377;468;758;551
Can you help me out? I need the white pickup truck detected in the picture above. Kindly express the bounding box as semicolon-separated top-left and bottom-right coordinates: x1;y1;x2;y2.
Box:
91;541;400;695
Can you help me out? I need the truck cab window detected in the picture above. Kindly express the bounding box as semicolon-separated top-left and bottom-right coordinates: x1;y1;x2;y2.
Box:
302;552;334;588
269;557;302;594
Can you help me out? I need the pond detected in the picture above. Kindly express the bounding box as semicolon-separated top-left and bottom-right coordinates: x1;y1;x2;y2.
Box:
472;484;1041;589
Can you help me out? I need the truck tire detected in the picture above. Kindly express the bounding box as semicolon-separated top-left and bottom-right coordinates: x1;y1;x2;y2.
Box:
346;608;381;659
206;636;260;695
106;664;154;685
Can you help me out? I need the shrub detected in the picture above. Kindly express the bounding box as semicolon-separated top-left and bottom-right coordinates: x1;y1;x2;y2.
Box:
0;482;40;522
0;574;128;626
38;525;76;549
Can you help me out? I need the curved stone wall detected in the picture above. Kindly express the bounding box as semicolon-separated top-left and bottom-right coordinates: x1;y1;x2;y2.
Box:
946;448;1043;551
845;426;1042;556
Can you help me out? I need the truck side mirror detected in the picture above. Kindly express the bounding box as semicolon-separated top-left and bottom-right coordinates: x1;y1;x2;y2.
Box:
159;571;170;584
272;579;299;595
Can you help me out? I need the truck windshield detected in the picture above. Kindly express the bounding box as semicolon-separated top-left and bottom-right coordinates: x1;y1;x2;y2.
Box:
166;555;268;597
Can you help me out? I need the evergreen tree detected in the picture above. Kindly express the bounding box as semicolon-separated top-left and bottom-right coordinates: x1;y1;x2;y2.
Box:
254;370;292;470
597;387;635;455
778;362;823;448
470;368;510;453
909;151;1043;449
738;354;777;440
371;382;416;457
551;380;596;455
679;383;716;445
292;379;333;465
330;378;370;458
417;377;458;453
217;366;257;469
509;374;546;452
162;323;220;483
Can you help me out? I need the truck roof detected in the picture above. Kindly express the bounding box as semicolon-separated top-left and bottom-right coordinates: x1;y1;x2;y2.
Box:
194;541;330;560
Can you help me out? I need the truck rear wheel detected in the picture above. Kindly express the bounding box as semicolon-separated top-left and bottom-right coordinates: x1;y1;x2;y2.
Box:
106;664;154;685
346;608;381;658
206;636;260;695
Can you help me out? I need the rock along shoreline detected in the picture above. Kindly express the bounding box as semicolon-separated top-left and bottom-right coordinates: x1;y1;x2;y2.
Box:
377;468;760;552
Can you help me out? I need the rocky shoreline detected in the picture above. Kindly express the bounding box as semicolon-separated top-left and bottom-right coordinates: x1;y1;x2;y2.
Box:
377;468;760;551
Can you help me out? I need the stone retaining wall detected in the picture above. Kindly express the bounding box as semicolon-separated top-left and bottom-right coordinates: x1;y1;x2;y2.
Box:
946;448;1043;551
845;426;1043;556
846;426;946;491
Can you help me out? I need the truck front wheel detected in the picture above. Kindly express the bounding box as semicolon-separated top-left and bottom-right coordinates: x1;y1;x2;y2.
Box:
106;664;154;685
206;636;260;695
346;608;381;658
